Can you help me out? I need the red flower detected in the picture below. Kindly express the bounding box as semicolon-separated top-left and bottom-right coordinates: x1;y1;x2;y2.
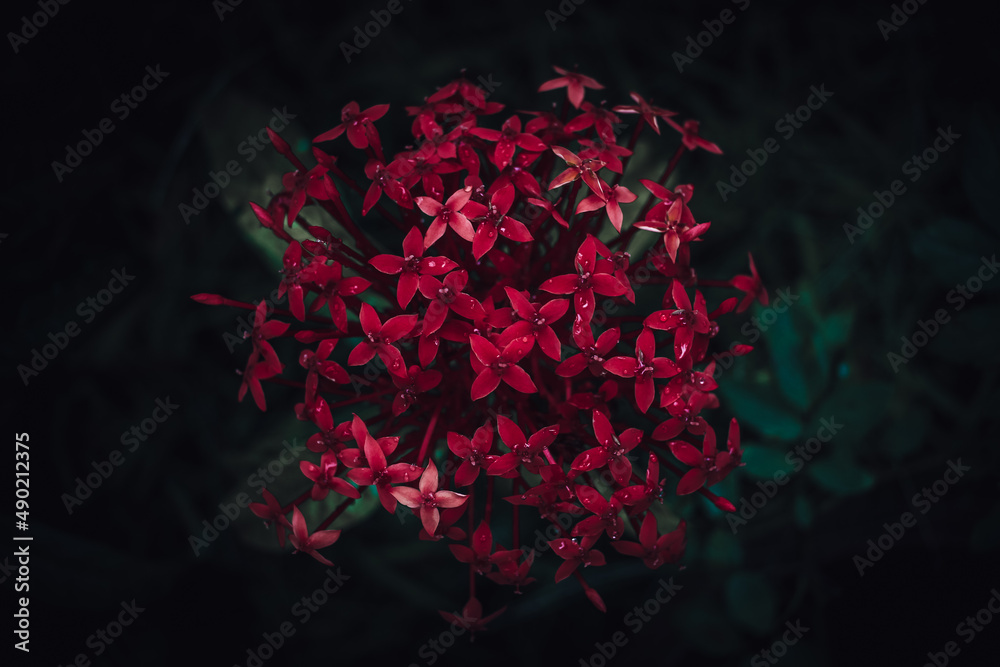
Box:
302;260;370;332
369;226;458;308
449;520;520;575
346;416;423;512
539;236;626;324
571;409;643;484
438;598;506;639
391;365;442;416
418;270;485;335
538;66;604;109
461;184;533;260
467;114;547;170
347;302;417;375
572;484;626;540
298;339;350;404
496;287;569;361
651;391;713;441
415;187;476;248
447;422;498;486
548;534;606;582
468;334;537;400
487;416;559;476
556;325;621;378
731;252;769;313
669;419;743;495
603;328;680;413
487;549;536;593
644;281;711;360
249;489;291;546
238;301;289;411
300;451;361;501
614;452;664;516
289;506;342;566
363;159;413;215
547;145;605;193
611;513;686;569
564;102;620;144
391;460;469;535
613;92;677;135
314;101;390;149
575;179;638;233
665;117;722;154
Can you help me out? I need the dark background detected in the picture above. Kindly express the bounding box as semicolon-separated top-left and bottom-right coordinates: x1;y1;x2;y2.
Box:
3;0;999;665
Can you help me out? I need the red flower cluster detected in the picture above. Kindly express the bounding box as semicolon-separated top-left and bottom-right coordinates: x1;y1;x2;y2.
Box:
196;66;767;630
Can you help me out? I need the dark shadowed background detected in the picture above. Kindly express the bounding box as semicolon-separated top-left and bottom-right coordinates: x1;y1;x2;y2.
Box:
3;0;999;665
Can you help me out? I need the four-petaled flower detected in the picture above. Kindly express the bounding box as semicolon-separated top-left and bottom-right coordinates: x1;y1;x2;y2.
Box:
575;179;638;233
370;226;458;307
603;328;680;413
249;489;291;546
468;115;547;170
538;65;604;109
347;416;423;512
447;422;498;486
548;534;606;582
611;513;686;569
644;281;711;360
571;409;643;484
391;460;469;535
468;334;537;400
314;101;390;149
461;184;533;260
612;92;677;135
348;303;417;375
289;505;342;566
487;416;559;476
572;484;626;541
416;187;476;248
668;419;743;495
300;451;361;501
496;287;569;361
418;270;485;335
539;235;626;324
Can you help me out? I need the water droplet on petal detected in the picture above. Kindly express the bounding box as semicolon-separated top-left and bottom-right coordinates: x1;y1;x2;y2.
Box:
659;313;668;322
426;260;436;268
487;229;496;238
